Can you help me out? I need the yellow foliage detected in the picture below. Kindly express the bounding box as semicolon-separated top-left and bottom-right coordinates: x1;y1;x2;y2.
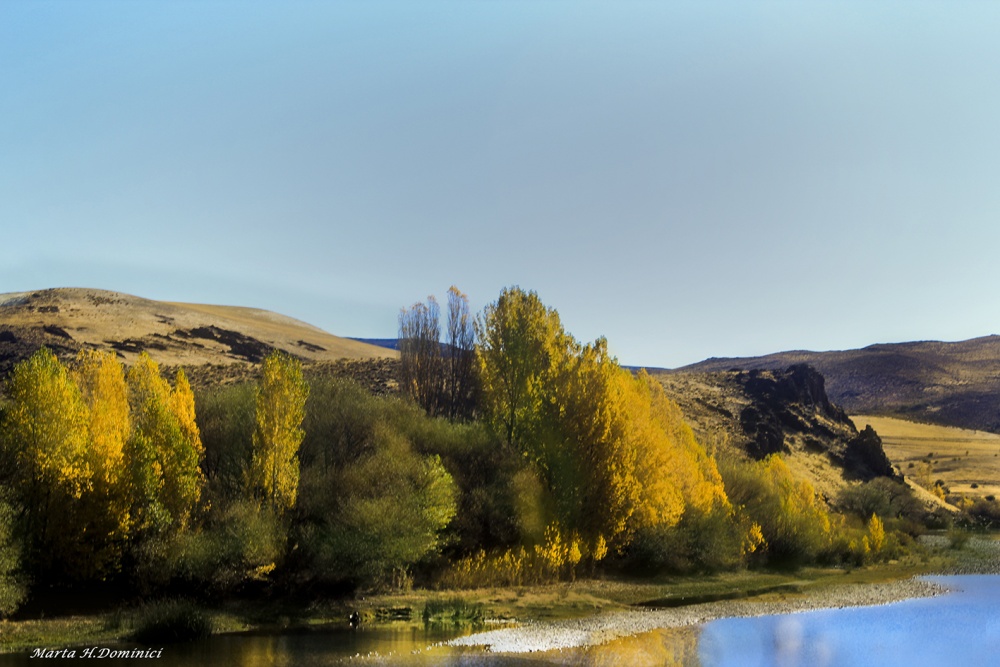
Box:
743;522;766;555
170;369;203;462
627;371;729;531
127;353;204;531
72;349;134;571
476;288;734;555
441;523;584;588
250;351;309;512
867;513;885;554
73;349;129;488
5;348;91;498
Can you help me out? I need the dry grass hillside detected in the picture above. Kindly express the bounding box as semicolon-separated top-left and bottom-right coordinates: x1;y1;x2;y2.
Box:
853;415;1000;501
0;288;396;377
679;336;1000;434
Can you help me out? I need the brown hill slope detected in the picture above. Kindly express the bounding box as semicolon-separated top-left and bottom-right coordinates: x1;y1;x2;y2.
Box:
676;336;1000;433
0;288;396;377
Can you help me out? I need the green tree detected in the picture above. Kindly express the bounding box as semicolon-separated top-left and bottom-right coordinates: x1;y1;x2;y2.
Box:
249;351;309;512
298;425;457;589
476;287;564;453
0;499;26;617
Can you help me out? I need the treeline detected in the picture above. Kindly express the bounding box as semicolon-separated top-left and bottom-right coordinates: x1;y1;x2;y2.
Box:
0;286;919;617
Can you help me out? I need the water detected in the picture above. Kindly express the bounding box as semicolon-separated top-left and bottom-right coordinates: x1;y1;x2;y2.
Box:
698;576;1000;667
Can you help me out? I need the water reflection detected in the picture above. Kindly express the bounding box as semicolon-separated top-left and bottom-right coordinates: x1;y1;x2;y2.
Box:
698;575;1000;667
0;622;702;667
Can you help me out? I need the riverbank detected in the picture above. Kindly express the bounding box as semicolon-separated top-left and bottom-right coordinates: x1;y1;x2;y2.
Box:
444;535;1000;655
445;576;946;653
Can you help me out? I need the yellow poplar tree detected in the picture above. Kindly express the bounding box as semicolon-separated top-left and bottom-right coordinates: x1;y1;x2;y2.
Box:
72;349;132;575
2;348;90;575
126;354;203;532
249;351;309;512
547;338;640;551
169;368;205;503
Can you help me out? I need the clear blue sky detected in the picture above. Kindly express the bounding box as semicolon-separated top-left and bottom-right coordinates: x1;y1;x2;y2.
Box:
3;1;1000;368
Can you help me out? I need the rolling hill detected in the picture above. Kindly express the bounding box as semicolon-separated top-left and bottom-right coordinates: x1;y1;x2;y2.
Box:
676;336;1000;433
0;288;396;379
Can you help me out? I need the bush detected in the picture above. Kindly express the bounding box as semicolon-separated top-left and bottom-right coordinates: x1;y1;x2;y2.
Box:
837;478;922;522
626;507;746;574
297;424;457;590
131;599;212;643
135;500;284;594
965;498;1000;530
719;455;832;567
0;500;27;617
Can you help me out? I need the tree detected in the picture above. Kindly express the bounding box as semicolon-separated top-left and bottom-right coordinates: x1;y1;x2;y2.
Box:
249;351;309;512
399;296;443;416
476;287;731;561
1;348;90;576
445;286;477;420
475;287;564;453
72;349;133;576
298;424;457;588
542;337;640;550
126;353;204;534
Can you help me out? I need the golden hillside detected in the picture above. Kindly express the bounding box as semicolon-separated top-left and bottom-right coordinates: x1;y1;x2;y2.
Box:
0;288;396;373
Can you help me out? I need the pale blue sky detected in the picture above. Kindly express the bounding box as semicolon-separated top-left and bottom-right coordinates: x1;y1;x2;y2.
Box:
3;1;1000;367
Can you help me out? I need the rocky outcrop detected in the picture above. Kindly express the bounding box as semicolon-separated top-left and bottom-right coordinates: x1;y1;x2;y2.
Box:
736;365;855;460
845;425;899;481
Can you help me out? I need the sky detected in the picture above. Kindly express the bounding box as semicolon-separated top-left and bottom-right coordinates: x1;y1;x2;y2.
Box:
3;1;1000;368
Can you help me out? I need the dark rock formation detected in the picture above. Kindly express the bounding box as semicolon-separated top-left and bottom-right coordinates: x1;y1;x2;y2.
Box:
736;365;855;460
845;425;899;481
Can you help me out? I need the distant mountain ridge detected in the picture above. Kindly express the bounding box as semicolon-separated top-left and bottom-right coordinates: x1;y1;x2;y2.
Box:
0;288;396;376
676;335;1000;433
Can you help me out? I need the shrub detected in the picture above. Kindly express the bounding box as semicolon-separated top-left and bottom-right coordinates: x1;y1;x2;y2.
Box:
838;478;922;522
136;500;284;594
131;600;212;643
719;455;832;567
0;500;26;617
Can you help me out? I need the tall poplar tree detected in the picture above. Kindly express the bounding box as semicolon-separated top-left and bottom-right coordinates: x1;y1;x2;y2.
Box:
126;353;203;533
249;351;309;512
475;287;564;453
73;349;132;576
2;348;90;577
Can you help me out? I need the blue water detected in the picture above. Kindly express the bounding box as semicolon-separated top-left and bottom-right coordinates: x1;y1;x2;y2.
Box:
699;576;1000;667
